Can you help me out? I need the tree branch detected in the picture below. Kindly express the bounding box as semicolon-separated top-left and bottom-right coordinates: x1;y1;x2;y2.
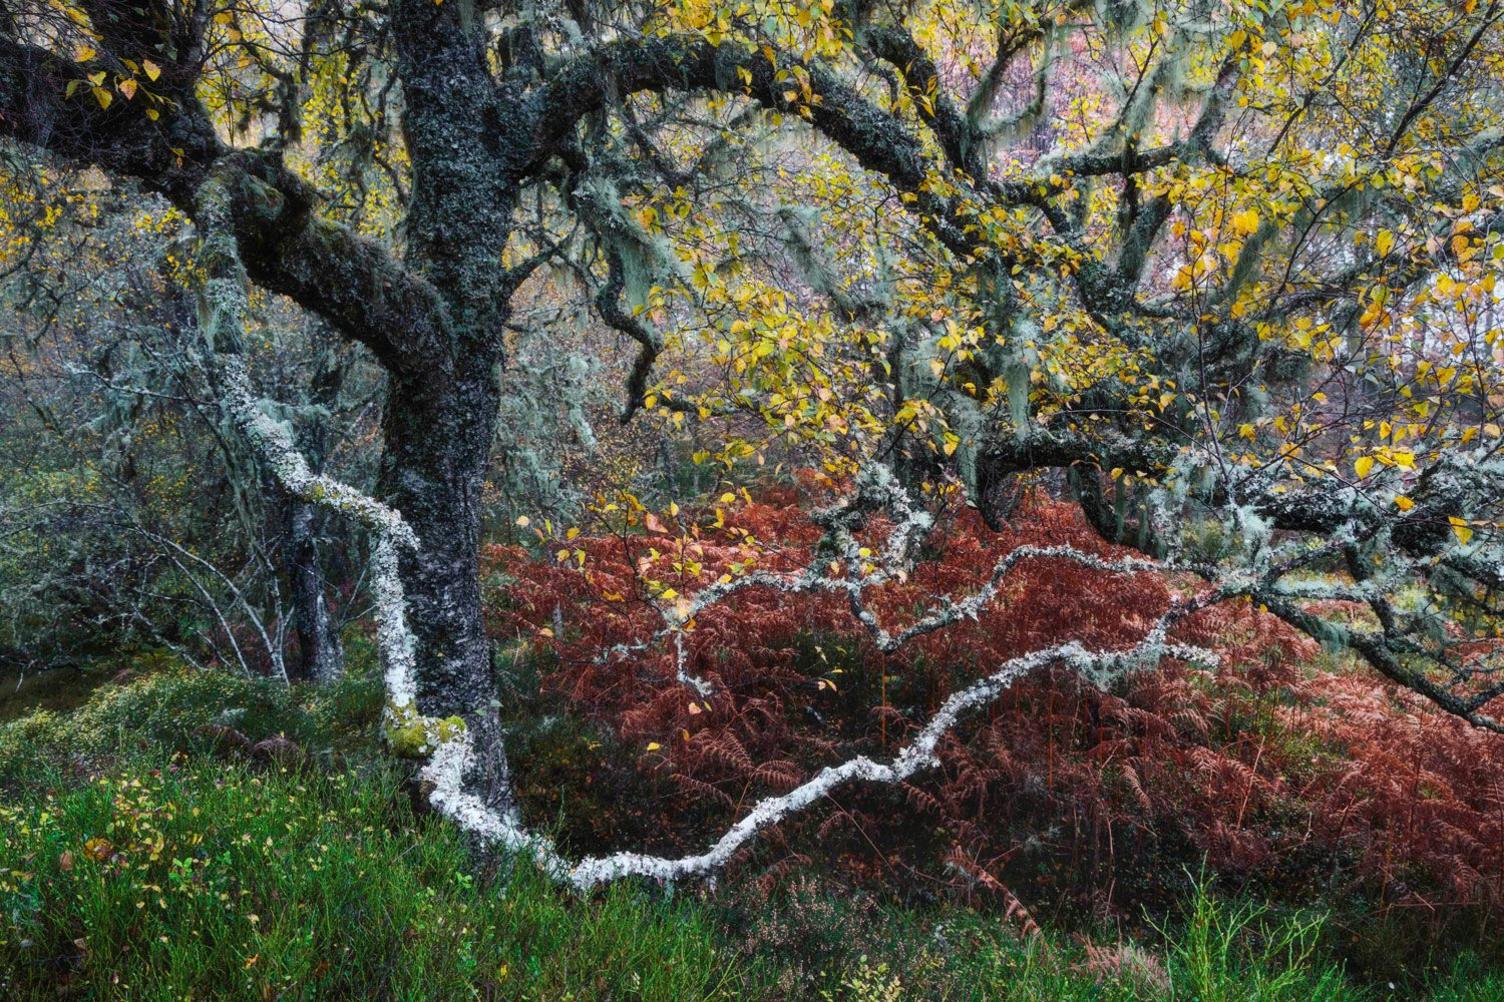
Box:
0;34;454;375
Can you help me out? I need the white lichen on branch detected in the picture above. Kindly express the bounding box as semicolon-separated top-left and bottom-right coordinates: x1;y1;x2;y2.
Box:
421;608;1215;891
190;174;1220;891
191;173;438;749
423;465;1217;890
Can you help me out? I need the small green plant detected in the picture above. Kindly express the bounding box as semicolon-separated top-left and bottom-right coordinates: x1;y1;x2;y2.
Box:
1161;873;1355;1002
822;956;904;1002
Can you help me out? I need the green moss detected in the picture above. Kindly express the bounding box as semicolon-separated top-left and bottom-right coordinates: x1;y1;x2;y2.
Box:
0;653;387;792
384;701;466;758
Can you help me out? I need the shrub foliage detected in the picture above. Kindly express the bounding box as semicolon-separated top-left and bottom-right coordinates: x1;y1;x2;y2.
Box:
491;486;1504;925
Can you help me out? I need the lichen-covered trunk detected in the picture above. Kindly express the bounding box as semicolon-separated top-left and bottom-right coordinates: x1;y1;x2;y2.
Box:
380;356;514;813
383;0;526;815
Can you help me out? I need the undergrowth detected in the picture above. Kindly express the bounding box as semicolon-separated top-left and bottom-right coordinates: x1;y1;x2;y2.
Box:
491;486;1504;985
1;662;1502;998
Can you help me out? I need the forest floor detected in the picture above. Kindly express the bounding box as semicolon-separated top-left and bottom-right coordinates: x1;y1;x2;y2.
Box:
3;657;1504;1000
0;662;111;723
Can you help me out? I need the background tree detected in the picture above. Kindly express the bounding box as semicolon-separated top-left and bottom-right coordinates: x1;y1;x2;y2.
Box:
0;166;373;680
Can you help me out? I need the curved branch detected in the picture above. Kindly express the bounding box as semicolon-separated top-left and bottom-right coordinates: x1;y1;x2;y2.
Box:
191;169;422;709
0;34;454;375
860;24;981;177
530;35;999;258
1259;594;1504;734
427;607;1217;891
594;247;664;422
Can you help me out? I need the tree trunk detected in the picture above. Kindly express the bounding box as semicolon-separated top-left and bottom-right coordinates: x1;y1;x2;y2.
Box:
382;0;525;815
288;499;344;683
286;334;346;684
380;354;514;814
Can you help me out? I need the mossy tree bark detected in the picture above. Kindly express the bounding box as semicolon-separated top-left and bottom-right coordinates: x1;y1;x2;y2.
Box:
377;360;512;811
374;0;526;812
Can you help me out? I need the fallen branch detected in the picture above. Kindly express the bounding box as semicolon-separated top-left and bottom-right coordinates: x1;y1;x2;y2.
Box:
422;613;1215;890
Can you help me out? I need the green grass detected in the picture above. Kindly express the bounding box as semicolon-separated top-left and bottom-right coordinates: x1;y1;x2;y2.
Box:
1158;877;1353;1001
3;660;1504;999
0;758;743;1000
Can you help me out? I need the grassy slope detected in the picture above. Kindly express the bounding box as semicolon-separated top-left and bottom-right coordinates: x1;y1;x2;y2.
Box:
1;662;1500;1000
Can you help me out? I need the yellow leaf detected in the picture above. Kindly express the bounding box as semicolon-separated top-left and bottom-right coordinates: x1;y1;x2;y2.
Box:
645;742;661;751
118;78;137;100
1375;229;1395;257
1450;517;1474;546
1354;456;1375;478
1394;496;1415;511
75;45;96;63
92;87;112;109
142;59;161;81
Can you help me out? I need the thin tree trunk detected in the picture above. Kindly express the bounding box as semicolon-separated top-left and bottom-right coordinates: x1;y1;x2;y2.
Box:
286;335;346;683
288;499;344;682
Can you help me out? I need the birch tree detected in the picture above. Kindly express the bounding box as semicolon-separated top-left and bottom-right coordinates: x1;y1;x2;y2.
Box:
5;0;1504;876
